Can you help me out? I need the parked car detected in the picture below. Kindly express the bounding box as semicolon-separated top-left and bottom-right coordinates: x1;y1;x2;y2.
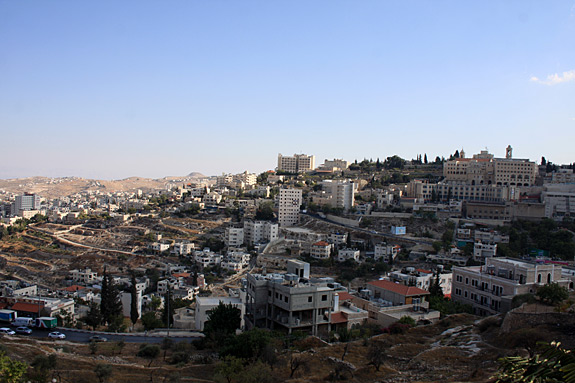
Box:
15;326;32;335
48;331;66;340
0;327;16;335
89;335;108;342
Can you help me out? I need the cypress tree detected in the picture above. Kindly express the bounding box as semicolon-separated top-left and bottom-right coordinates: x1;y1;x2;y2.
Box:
130;273;139;325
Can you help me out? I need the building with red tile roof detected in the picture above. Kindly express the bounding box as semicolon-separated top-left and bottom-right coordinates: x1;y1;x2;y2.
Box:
310;241;332;259
367;280;429;306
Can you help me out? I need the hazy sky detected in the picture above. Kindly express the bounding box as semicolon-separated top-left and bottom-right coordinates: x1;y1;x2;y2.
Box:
1;1;574;179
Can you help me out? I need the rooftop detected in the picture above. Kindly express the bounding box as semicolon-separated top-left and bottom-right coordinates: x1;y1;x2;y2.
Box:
367;280;430;297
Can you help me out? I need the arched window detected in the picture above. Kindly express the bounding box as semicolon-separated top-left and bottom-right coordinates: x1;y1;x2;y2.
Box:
537;274;542;283
547;274;551;284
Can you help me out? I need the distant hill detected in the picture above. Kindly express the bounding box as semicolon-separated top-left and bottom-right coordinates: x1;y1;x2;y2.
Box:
0;173;210;199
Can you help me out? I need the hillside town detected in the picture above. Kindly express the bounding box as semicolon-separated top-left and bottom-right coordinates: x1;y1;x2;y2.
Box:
0;147;574;382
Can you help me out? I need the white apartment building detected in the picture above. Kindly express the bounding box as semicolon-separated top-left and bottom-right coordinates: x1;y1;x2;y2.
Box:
474;230;509;244
374;243;400;262
319;180;356;210
243;220;279;245
388;269;452;295
216;171;257;189
149;241;170;253
224;227;245;247
172;240;195;256
277;153;315;173
193;248;223;268
542;184;575;221
310;241;332;259
473;242;498;261
203;192;223;205
278;188;302;227
452;257;569;315
70;268;99;285
337;248;360;263
327;232;348;246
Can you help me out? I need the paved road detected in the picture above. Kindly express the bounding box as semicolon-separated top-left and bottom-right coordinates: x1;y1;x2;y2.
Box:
7;329;202;344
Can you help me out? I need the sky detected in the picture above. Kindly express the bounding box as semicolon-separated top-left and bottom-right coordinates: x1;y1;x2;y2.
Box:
1;1;574;180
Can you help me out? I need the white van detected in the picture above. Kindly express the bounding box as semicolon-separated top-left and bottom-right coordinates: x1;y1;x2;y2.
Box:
11;317;34;327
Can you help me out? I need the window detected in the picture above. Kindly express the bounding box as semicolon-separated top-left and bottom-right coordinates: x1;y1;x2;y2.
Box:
308;296;312;303
321;295;327;301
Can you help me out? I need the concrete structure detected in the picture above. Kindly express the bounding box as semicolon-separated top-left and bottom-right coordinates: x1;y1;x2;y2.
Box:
70;268;98;285
542;184;575;221
245;270;337;336
11;193;41;216
277;153;315;173
318;179;356;210
310;241;332;259
224;227;245;247
172;240;195;256
388;269;452;296
373;243;400;262
452;257;570;315
317;158;349;172
278;188;302;227
243;220;279;245
193;248;223;268
473;242;497;261
337;248;360;263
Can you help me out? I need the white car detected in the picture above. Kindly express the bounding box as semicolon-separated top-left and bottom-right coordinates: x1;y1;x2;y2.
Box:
0;327;16;335
48;331;66;340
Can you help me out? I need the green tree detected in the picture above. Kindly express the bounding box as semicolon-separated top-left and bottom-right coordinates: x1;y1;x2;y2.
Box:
255;202;275;221
367;340;387;372
130;274;139;326
214;356;244;383
494;341;575;383
162;285;174;329
204;302;241;339
536;283;569;306
397;316;416;326
27;354;57;383
93;364;113;383
141;312;163;331
428;273;444;298
100;268;123;326
137;344;161;367
0;352;28;383
84;302;102;330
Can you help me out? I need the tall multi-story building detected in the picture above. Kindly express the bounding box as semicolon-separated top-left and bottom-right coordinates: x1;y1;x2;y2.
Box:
278;188;302;227
11;193;41;216
277;154;315;173
319;180;356;210
452;257;569;316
